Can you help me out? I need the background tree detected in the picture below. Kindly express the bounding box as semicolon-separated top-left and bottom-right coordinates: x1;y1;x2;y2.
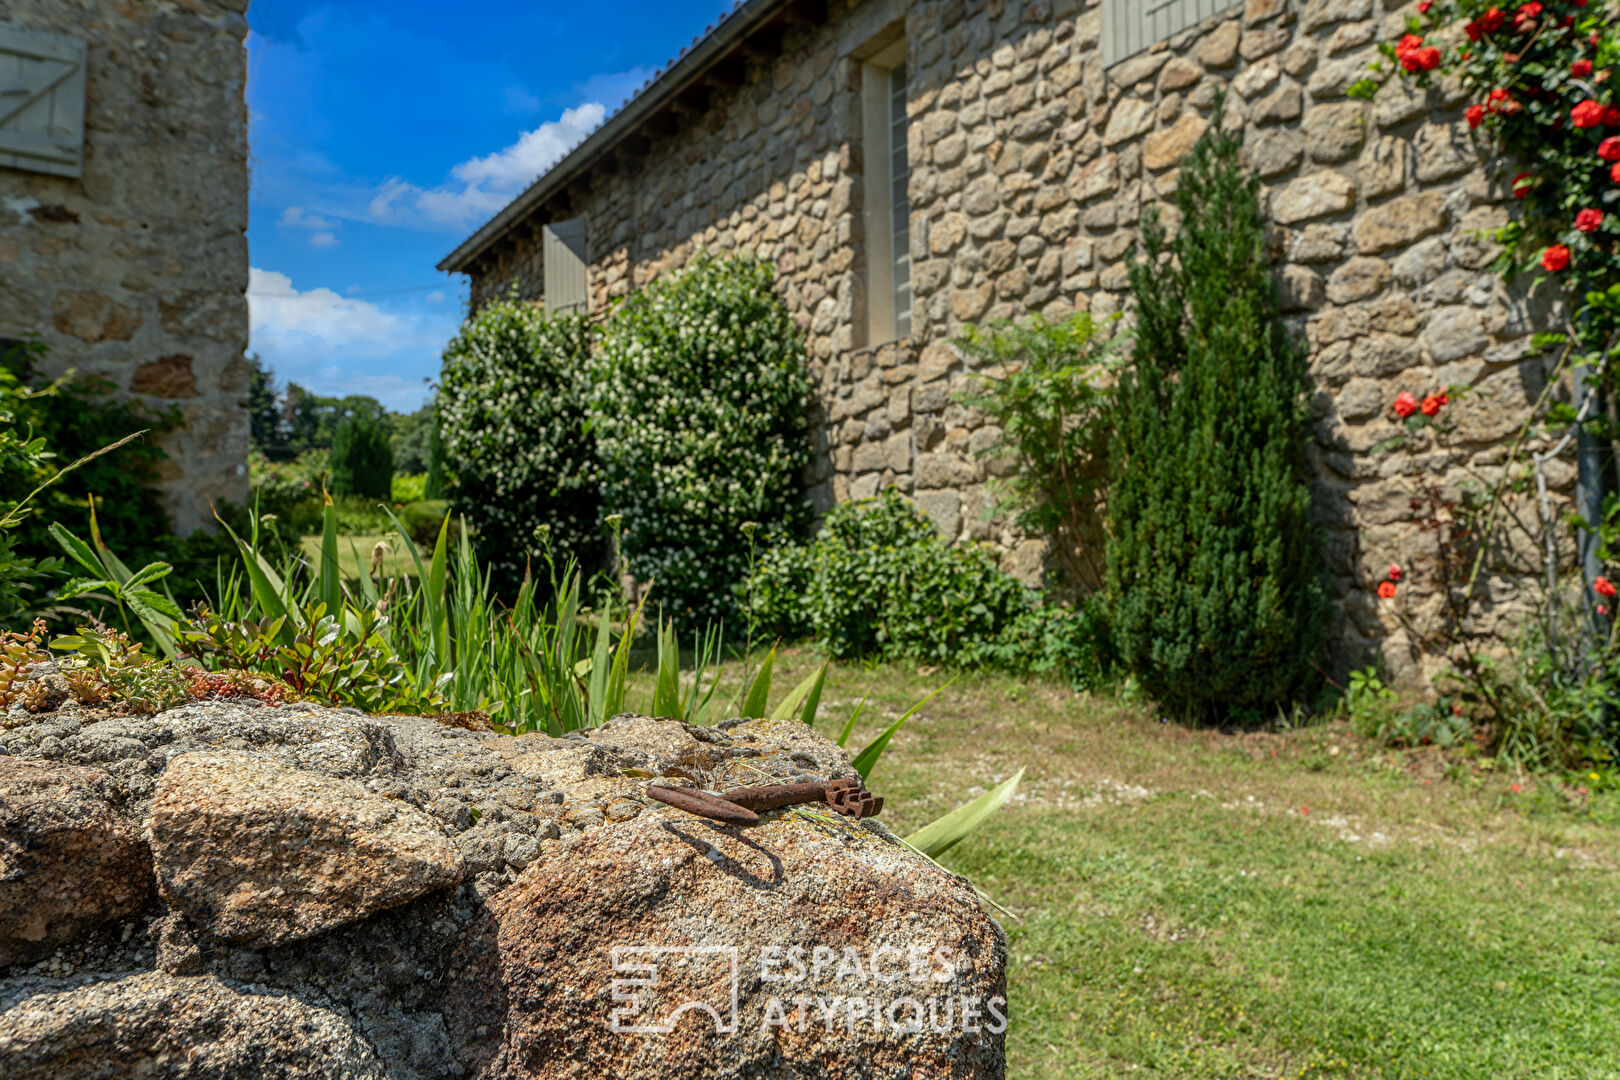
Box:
329;416;393;500
1106;97;1329;722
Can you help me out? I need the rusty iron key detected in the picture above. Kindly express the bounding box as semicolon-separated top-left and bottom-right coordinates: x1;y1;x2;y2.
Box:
645;784;762;826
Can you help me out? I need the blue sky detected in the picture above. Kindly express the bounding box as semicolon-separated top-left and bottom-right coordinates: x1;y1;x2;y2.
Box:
246;0;736;411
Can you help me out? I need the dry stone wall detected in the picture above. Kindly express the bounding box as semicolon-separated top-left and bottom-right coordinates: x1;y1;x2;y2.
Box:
0;0;251;534
467;0;1563;678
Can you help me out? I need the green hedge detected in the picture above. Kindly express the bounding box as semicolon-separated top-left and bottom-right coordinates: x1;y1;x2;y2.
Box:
751;490;1105;682
437;299;599;590
591;254;812;625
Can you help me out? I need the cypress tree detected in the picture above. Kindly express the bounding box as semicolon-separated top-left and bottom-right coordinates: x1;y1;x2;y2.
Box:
1106;96;1329;722
330;416;394;500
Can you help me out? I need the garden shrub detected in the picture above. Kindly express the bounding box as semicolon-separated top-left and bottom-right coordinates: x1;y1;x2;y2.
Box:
592;254;812;626
955;312;1118;595
1107;97;1329;722
438;298;598;592
399;500;452;547
330;415;393;500
750;490;1105;682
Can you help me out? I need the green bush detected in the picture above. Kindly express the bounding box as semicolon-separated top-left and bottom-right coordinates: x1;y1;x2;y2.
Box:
398;500;451;547
330;416;393;500
437;299;598;591
1107;96;1329;722
592;254;812;626
750;490;1105;682
392;473;427;504
955;312;1118;595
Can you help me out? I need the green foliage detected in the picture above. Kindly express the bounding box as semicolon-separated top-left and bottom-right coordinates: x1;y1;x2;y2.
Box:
392;473;427;504
751;490;1105;682
330;415;393;499
398;500;451;546
437;298;600;591
592;254;812;626
955;312;1119;593
1108;96;1329;722
388;404;437;474
49;506;182;657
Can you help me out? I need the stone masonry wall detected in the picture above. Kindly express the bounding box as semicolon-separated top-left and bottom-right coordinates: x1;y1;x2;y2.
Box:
466;0;1563;679
0;0;251;535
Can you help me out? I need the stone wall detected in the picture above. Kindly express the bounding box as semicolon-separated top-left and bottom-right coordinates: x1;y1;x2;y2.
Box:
0;0;251;535
464;0;1562;678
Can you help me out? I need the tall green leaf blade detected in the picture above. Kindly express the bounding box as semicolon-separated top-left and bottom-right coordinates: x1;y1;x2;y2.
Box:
769;662;826;723
849;682;950;781
903;768;1024;858
426;511;451;664
836;696;867;749
652;618;681;719
88;498;135;584
740;646;776;719
48;523;104;577
319;491;341;616
214;512;294;642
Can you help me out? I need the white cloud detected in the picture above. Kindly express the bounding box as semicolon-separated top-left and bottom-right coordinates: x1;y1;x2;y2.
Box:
248;268;460;410
368;102;606;229
279;205;336;229
309;231;339;248
426;290;446;303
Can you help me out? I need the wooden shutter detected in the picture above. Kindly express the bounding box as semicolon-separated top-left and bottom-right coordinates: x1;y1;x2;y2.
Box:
1102;0;1238;67
0;24;87;178
542;218;588;314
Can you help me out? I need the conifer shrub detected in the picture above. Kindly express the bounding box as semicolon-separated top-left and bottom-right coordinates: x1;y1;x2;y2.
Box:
437;299;599;591
592;254;812;626
329;416;393;500
1106;98;1329;721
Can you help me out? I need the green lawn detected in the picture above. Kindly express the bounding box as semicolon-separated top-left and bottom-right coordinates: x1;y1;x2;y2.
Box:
297;533;425;582
766;651;1620;1079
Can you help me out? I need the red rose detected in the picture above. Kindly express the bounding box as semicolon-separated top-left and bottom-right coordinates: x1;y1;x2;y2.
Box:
1396;33;1424;55
1600;136;1620;162
1401;50;1424;72
1512;1;1541;26
1421;393;1445;417
1389;564;1403;582
1418;0;1432;11
1465;20;1483;41
1572;99;1607;128
1576;208;1604;232
1606;106;1620;126
1479;7;1506;31
1393;391;1419;418
1596;576;1617;599
1612;161;1620;183
1417;47;1442;71
1572;59;1594;77
1466;103;1486;128
1542;244;1571;271
1377;581;1397;599
1512;172;1534;197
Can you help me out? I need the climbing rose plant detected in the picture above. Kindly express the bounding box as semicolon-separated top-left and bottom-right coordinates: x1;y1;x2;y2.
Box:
1364;1;1620;354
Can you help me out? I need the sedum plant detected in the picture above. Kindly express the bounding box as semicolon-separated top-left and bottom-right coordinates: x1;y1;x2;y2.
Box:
1108;96;1329;723
591;253;812;627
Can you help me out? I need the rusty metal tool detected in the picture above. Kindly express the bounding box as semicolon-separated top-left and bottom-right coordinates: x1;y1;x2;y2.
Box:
825;777;884;819
645;784;762;826
719;780;832;812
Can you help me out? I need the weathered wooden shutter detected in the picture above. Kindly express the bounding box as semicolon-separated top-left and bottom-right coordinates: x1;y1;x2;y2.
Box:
1102;0;1238;67
542;218;588;314
0;24;87;178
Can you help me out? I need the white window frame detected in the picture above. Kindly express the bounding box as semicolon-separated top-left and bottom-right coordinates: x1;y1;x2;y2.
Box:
1102;0;1239;67
861;37;910;346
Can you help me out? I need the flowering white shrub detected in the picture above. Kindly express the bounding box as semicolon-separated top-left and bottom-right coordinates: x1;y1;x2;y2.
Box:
438;297;599;589
591;254;812;625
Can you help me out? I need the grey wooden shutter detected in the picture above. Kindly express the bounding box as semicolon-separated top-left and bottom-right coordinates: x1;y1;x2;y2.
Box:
1102;0;1238;67
542;218;588;314
0;24;87;178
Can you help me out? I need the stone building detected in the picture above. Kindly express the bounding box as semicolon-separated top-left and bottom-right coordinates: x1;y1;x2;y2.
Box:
440;0;1557;678
0;0;250;534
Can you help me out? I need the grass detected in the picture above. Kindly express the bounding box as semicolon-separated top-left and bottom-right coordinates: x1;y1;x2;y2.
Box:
757;649;1620;1080
297;533;424;582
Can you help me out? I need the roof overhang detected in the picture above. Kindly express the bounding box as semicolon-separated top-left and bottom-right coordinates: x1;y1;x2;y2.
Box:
438;0;826;275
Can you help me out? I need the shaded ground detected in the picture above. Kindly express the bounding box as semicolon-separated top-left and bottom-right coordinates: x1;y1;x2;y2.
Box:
758;650;1620;1080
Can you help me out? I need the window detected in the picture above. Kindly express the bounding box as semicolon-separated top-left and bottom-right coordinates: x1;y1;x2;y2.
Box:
0;23;87;178
542;217;588;314
861;38;910;345
1101;0;1239;67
